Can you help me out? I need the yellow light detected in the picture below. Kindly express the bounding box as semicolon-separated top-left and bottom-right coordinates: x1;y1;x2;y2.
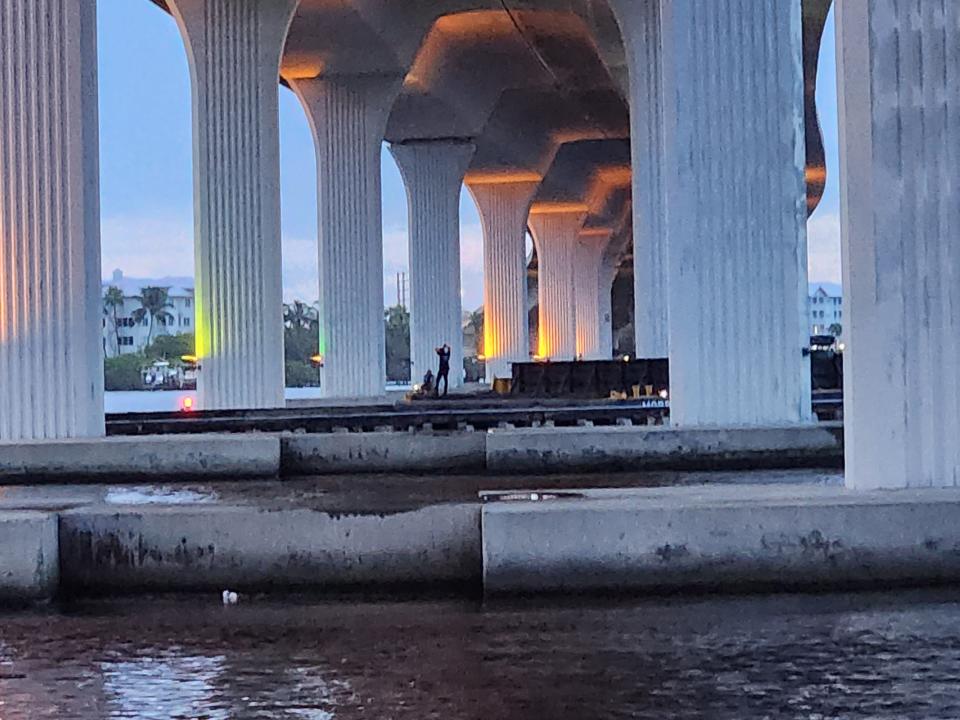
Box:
181;354;198;364
623;355;631;362
579;227;613;238
466;170;543;185
181;396;195;412
477;354;486;361
528;202;590;215
310;354;324;366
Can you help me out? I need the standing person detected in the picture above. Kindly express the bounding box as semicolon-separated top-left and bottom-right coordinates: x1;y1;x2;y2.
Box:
435;343;451;397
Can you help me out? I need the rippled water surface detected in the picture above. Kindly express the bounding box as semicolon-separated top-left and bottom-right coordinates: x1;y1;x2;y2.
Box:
3;591;960;719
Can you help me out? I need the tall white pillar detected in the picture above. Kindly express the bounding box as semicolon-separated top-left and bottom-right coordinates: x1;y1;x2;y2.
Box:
390;140;475;389
293;75;402;399
609;0;668;358
167;0;295;410
659;0;810;426
0;0;103;441
528;207;585;361
574;229;613;360
467;179;540;382
837;0;960;489
598;259;616;358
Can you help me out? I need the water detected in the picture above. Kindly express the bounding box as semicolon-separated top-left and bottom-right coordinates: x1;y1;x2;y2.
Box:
3;590;960;719
104;386;412;414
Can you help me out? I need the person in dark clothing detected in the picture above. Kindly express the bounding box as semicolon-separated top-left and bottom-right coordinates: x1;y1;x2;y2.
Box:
435;343;451;397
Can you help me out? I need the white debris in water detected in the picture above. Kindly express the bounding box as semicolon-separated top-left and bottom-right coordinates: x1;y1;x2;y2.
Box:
221;590;239;605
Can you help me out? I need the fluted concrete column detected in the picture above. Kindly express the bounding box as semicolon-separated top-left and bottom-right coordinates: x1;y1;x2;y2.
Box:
837;0;960;489
574;230;613;360
0;0;103;441
598;258;616;358
528;207;586;361
390;140;475;388
467;179;540;382
609;0;668;358
294;75;402;398
167;0;296;410
659;0;810;426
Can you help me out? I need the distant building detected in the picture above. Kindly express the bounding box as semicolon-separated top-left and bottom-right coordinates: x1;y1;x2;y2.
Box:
101;269;194;357
808;283;842;338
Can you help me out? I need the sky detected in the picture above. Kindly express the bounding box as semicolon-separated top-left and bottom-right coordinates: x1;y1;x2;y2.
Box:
96;1;841;309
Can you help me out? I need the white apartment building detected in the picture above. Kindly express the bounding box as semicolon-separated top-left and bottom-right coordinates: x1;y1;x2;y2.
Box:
101;270;195;357
808;283;842;339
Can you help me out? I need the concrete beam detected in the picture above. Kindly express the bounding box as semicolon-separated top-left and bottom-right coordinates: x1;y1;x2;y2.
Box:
0;511;59;603
59;503;480;592
483;485;960;595
0;435;280;482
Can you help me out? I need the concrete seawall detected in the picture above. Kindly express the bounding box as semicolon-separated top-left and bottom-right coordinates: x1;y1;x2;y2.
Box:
482;485;960;595
59;503;481;593
0;435;280;481
0;511;59;602
7;480;960;602
0;424;843;481
283;431;486;474
484;424;843;473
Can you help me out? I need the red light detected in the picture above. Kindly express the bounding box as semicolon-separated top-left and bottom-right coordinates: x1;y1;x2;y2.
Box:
181;396;195;412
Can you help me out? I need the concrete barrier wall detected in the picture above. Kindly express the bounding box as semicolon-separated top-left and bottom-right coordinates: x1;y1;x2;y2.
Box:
282;431;486;474
59;503;481;592
0;511;59;602
483;486;960;595
485;424;842;473
0;435;281;481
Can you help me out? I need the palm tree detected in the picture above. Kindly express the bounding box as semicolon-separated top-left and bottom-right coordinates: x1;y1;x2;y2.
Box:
132;286;175;349
467;309;484;357
283;300;316;331
102;285;125;357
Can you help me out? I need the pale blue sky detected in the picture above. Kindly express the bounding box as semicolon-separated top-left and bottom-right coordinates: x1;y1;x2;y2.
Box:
97;0;841;308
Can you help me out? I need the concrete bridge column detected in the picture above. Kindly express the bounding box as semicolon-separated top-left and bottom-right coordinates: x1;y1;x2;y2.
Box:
836;0;960;489
467;179;540;383
528;207;586;361
0;0;103;441
658;0;810;426
293;75;402;399
390;140;475;389
608;0;668;360
574;229;613;360
166;0;296;410
598;258;616;359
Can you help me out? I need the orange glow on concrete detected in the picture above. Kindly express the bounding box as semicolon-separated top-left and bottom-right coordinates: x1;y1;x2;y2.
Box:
406;10;595;94
529;202;590;215
465;170;543;185
580;226;613;238
281;58;326;81
593;166;632;186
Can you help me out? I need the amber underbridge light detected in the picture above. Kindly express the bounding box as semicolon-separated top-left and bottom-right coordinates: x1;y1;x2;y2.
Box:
465;170;543;185
529;202;590;215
